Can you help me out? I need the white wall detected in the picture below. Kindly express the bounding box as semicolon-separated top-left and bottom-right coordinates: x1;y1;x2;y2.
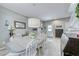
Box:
0;6;28;48
44;18;70;38
52;20;68;38
52;20;65;29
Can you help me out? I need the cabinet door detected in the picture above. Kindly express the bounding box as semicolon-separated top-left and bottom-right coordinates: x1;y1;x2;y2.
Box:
55;29;63;38
64;38;79;56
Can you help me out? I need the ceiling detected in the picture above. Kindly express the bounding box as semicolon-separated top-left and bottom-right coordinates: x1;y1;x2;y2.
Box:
0;3;71;21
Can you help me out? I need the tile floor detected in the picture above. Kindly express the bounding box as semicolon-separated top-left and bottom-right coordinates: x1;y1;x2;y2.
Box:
37;38;61;56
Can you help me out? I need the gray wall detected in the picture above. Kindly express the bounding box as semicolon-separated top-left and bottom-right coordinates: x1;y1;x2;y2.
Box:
0;6;28;48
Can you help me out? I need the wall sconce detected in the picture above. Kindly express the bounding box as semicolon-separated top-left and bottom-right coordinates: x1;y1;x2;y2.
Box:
8;25;15;37
5;20;9;26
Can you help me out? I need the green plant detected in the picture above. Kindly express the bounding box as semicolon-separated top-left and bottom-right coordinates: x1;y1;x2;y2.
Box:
76;3;79;18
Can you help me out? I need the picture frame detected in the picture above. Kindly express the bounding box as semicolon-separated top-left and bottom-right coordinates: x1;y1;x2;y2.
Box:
14;21;26;29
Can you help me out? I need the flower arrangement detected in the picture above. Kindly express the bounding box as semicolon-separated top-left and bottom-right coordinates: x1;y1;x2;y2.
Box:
29;32;36;39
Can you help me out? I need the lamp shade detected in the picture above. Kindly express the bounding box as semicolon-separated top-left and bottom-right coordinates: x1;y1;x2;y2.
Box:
28;18;40;28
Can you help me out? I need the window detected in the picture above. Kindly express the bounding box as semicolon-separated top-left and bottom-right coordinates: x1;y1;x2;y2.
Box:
47;25;52;31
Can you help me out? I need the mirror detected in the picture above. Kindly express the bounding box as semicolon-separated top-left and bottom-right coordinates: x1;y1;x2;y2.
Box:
14;21;26;29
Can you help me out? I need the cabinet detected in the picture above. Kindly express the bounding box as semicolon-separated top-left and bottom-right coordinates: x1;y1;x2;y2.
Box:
55;29;63;38
63;38;79;56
